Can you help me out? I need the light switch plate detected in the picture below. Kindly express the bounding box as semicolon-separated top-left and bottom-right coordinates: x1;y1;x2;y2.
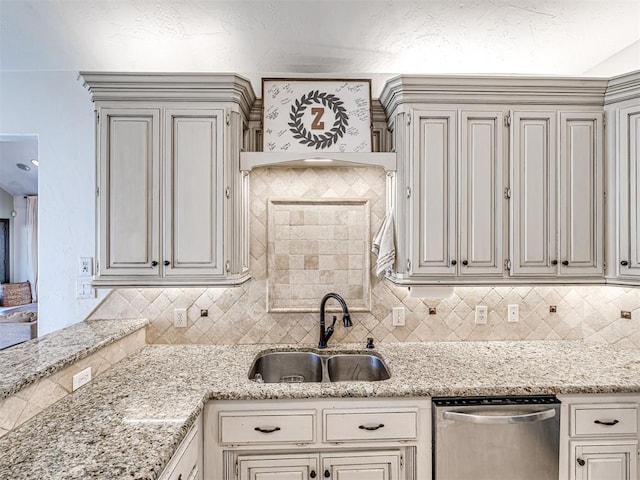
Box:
508;304;519;322
76;279;95;299
392;307;405;326
72;367;91;391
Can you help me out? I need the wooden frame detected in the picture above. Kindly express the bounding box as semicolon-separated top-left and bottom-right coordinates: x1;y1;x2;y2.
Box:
261;78;372;153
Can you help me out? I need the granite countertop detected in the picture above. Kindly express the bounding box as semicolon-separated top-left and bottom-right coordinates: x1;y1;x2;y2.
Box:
2;340;640;479
0;318;149;399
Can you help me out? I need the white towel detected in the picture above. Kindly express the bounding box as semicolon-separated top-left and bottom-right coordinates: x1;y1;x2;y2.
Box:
372;213;396;277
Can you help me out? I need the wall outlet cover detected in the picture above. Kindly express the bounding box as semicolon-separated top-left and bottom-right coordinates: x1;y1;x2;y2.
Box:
174;308;187;328
508;304;519;323
475;306;488;324
79;257;93;276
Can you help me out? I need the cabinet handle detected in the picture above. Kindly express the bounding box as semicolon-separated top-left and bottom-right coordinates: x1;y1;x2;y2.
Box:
177;475;182;480
562;260;569;266
621;260;629;266
594;419;619;426
324;470;330;478
358;423;385;431
577;458;585;467
462;260;468;266
310;471;317;479
451;260;457;266
151;261;158;267
163;260;170;266
254;426;281;433
551;260;558;265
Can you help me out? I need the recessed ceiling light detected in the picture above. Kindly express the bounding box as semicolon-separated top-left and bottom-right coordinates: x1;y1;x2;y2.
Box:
30;159;39;167
16;163;30;171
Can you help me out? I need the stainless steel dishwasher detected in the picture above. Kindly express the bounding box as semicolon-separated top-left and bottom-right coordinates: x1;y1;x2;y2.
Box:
432;395;561;480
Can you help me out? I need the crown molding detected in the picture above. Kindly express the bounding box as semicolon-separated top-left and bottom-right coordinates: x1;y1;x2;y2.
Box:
605;69;640;105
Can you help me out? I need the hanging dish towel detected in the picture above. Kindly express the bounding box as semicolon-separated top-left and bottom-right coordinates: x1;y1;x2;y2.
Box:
372;212;396;277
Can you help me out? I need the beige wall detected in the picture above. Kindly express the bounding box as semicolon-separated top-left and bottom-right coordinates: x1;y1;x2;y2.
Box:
89;167;640;348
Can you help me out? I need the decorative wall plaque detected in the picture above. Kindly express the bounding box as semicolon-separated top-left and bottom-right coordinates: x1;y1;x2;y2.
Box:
262;78;372;153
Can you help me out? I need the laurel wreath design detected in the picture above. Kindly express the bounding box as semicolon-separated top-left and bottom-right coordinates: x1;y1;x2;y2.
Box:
288;90;349;149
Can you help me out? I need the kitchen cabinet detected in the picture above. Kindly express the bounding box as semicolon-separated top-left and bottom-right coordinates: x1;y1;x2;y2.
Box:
203;398;430;480
610;102;640;281
380;76;607;285
407;108;506;278
558;395;640;480
81;73;255;287
236;452;400;480
159;414;203;480
511;110;604;278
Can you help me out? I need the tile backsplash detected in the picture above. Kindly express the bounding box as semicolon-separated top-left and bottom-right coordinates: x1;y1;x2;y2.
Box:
89;167;640;348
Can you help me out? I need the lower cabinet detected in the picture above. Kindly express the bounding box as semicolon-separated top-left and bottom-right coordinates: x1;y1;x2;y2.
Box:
159;414;203;480
570;441;637;480
203;398;431;480
559;395;640;480
237;451;400;480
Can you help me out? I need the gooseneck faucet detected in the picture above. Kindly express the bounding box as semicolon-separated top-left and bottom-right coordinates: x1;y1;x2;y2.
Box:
318;292;352;349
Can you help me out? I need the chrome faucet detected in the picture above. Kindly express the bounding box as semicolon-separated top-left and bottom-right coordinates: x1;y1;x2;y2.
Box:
318;293;352;349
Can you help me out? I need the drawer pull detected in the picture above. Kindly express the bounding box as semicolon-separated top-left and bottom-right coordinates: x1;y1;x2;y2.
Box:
254;426;281;434
594;419;620;426
358;423;385;431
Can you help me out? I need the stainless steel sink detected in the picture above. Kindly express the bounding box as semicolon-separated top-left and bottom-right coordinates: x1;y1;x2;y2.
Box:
248;351;323;383
248;350;390;383
326;354;391;382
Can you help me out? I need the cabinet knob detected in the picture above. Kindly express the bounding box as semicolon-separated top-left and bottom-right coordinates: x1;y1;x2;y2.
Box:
451;260;457;266
621;260;629;266
151;261;158;267
163;260;170;266
577;458;585;467
324;470;331;478
310;471;317;479
562;260;569;266
551;260;558;265
462;260;468;266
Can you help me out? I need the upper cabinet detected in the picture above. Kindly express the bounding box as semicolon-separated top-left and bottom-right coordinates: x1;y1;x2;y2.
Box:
81;73;255;287
380;75;607;286
605;72;640;285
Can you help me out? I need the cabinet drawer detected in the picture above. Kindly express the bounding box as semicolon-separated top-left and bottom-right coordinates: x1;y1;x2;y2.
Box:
323;409;417;442
219;410;315;445
571;404;638;437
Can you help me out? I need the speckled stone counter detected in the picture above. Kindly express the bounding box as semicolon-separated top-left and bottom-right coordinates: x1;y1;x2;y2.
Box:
0;318;149;399
2;340;640;479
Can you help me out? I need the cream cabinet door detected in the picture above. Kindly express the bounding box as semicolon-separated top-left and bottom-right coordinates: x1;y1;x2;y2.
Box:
163;109;224;276
571;442;637;480
510;111;558;276
98;108;160;276
411;110;457;276
321;452;401;480
617;105;640;279
459;110;505;277
559;112;603;276
237;454;319;480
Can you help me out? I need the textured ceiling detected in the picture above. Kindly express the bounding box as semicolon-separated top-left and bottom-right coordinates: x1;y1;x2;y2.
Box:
1;0;640;96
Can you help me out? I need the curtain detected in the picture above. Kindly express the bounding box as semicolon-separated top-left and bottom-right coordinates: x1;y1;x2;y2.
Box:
26;196;38;302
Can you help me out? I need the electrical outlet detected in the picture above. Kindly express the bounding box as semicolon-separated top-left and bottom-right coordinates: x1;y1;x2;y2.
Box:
72;367;92;391
508;304;519;322
174;308;187;328
76;279;95;299
392;307;405;326
79;257;93;276
475;306;488;324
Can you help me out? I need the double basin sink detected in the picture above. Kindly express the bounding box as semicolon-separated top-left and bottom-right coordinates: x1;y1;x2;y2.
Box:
249;350;391;383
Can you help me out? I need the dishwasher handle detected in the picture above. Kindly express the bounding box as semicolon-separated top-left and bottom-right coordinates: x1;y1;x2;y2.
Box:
443;408;557;425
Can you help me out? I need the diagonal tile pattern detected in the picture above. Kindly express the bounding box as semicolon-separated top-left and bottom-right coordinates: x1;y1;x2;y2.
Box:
89;167;640;348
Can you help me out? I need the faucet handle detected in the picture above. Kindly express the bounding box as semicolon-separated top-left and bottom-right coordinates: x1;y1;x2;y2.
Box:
366;338;375;349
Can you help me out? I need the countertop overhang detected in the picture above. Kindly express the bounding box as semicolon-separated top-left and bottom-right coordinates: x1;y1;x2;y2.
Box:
2;340;640;479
